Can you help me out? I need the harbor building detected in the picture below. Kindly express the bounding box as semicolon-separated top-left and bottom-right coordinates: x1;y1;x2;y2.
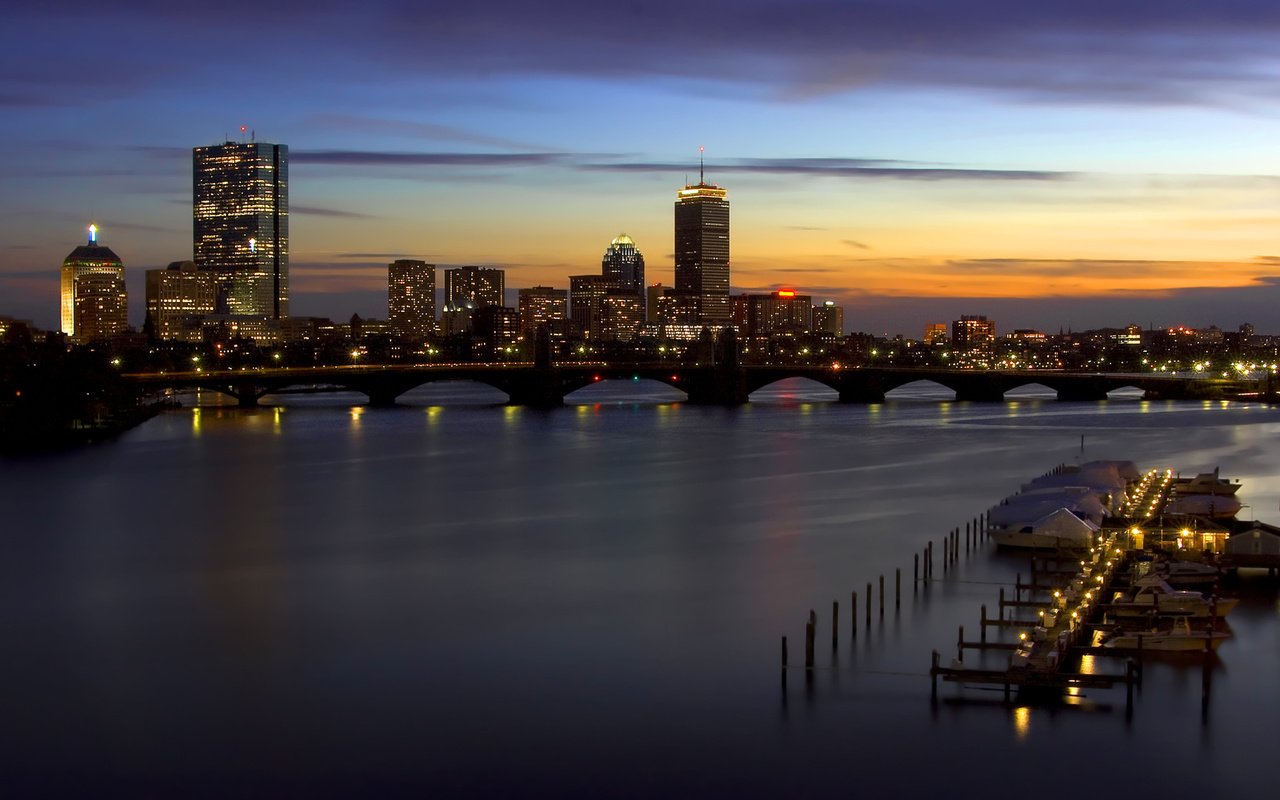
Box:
193;139;289;319
60;225;127;343
388;259;436;339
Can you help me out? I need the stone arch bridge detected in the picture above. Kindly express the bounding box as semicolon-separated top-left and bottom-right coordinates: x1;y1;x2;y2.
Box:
124;364;1259;408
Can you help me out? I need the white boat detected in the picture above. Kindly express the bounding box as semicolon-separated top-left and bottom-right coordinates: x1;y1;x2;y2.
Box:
990;507;1099;550
1107;580;1238;618
1173;469;1241;496
1139;559;1223;587
1102;618;1232;652
1164;494;1242;518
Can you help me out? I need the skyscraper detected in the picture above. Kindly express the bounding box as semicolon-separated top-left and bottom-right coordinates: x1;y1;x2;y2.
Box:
388;259;436;339
517;286;568;341
193;139;289;318
601;234;645;297
61;224;127;343
674;153;729;326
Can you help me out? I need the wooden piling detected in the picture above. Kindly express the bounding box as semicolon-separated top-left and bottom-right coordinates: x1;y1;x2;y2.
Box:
927;541;933;581
782;636;788;668
866;582;872;626
879;575;885;618
805;612;815;669
980;605;988;643
957;625;964;662
914;553;919;585
851;591;858;638
895;568;901;611
832;600;839;649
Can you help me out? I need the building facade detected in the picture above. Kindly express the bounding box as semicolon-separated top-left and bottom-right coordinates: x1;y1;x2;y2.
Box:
517;286;568;341
193;140;289;319
674;165;730;326
145;261;218;342
811;301;844;337
444;266;504;309
61;225;127;343
569;275;608;340
388;259;436;339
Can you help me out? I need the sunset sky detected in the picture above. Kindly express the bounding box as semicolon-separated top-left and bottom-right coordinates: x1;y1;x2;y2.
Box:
3;1;1280;335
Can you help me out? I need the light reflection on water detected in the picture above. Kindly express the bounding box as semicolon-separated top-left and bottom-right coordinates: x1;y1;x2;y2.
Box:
1;382;1278;796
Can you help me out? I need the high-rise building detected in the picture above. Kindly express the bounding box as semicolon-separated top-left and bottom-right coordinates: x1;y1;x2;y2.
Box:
145;261;218;342
517;286;568;341
61;225;127;343
193;139;289;318
444;266;504;309
388;259;436;339
952;315;996;351
569;275;608;340
674;154;730;326
924;323;949;346
812;301;844;337
601;234;645;297
742;290;812;341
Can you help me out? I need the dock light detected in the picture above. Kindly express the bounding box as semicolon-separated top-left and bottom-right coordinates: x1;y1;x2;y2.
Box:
1019;632;1028;642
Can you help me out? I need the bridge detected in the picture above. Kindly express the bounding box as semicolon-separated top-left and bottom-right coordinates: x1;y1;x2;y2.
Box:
123;363;1262;408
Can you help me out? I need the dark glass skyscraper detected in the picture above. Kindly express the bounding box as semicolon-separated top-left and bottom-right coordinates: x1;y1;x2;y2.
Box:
193;140;289;318
674;162;729;326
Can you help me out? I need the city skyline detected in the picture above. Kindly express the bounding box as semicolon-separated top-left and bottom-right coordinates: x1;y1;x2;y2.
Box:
3;2;1280;335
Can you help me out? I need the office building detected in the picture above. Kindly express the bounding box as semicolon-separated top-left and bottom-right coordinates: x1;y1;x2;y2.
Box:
388;259;436;339
924;323;949;346
952;315;996;351
193;139;289;318
569;275;608;340
145;261;218;342
444;266;504;309
517;286;568;341
812;301;844;336
600;294;645;342
601;234;645;297
61;225;127;342
742;290;812;341
673;155;730;326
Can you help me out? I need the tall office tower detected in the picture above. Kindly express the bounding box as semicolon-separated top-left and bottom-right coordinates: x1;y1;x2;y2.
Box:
743;290;812;340
952;315;996;351
444;266;505;309
145;261;219;342
193;139;289;318
61;225;127;342
601;234;645;297
569;275;608;340
388;259;437;339
674;153;730;326
812;300;844;336
517;286;568;341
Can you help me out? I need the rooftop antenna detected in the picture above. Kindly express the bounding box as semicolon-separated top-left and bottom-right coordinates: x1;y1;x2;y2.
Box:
699;145;705;184
240;124;248;142
88;223;98;245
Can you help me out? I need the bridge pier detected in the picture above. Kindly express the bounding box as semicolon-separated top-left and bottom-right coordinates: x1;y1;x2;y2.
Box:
682;368;749;405
837;389;885;404
502;370;567;408
236;392;260;408
1056;388;1109;402
366;390;401;408
954;389;1005;402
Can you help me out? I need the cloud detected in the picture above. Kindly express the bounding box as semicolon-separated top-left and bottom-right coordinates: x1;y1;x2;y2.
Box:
292;150;568;167
335;252;421;259
9;2;1280;108
842;240;871;250
302;114;547;151
1254;276;1280;285
582;157;1069;181
292;205;374;219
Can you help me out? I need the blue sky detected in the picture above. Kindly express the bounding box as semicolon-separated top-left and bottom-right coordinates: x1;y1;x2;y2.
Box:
4;1;1280;335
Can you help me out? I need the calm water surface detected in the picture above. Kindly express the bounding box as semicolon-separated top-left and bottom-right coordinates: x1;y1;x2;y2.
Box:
2;380;1278;797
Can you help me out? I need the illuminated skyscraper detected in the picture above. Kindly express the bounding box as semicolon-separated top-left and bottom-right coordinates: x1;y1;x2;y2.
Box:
517;286;568;341
601;234;645;297
193;139;288;318
61;224;127;343
812;301;844;336
674;152;730;326
388;259;436;339
952;315;996;351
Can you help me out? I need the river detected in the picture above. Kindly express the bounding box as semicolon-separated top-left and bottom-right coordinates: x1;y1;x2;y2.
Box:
2;380;1277;797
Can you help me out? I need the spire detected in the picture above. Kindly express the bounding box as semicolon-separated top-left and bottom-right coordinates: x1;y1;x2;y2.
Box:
88;223;98;244
699;145;705;185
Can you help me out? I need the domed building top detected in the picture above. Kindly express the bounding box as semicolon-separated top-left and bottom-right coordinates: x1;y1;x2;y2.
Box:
610;233;636;248
63;226;122;266
63;243;123;266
